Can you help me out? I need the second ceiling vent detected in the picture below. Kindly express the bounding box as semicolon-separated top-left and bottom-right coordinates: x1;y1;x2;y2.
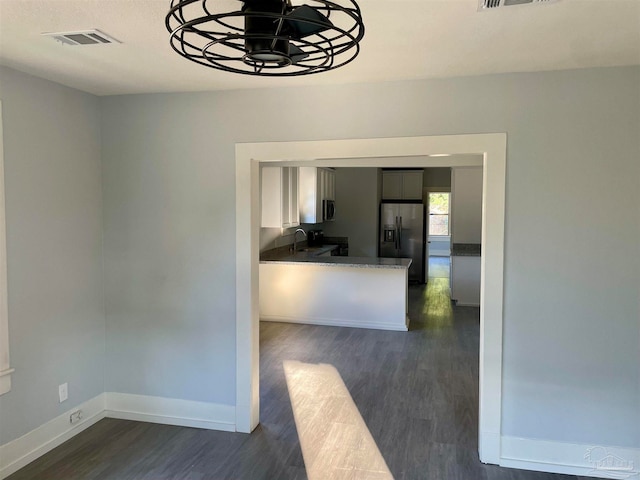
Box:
479;0;560;10
42;29;120;46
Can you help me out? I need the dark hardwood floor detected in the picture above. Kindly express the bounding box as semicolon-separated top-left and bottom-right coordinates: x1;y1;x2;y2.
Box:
8;257;596;479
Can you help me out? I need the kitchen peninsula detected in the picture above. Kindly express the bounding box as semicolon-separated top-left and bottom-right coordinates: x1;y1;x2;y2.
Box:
260;248;411;331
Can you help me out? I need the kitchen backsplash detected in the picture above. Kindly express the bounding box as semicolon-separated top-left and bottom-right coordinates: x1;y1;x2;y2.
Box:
260;224;349;256
260;224;328;252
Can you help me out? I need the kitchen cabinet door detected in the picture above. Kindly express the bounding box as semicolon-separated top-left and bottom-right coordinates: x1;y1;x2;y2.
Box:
261;166;299;228
299;167;334;223
320;168;335;201
402;171;424;200
450;255;481;306
327;169;335;201
284;167;300;228
382;172;403;199
382;170;423;200
299;167;321;224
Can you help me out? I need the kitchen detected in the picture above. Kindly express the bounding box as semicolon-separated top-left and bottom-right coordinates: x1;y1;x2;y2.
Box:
258;164;483;330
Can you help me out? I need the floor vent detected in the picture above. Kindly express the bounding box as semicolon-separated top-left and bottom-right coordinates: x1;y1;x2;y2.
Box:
42;29;120;46
478;0;560;10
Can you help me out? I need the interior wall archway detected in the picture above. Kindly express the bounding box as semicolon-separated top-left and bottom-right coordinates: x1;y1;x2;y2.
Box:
235;133;507;463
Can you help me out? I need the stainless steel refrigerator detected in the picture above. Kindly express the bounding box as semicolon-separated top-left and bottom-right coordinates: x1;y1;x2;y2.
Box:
379;202;426;283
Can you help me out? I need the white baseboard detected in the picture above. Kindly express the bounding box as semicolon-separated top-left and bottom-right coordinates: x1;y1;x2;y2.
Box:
4;396;638;480
456;301;480;307
501;436;640;478
261;315;408;332
105;392;236;432
0;368;14;396
479;431;501;464
0;394;106;479
0;392;237;479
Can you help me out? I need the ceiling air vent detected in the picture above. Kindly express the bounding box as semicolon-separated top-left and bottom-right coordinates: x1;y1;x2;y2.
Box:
478;0;560;10
41;29;120;46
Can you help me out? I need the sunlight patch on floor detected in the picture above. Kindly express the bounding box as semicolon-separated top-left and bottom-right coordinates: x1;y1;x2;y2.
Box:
283;360;394;480
420;277;454;326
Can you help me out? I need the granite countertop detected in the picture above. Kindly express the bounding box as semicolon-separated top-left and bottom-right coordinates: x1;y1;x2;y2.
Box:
260;241;411;269
261;255;412;269
451;243;481;256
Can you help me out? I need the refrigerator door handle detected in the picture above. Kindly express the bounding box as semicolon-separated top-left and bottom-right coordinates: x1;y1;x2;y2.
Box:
394;216;399;249
398;216;403;250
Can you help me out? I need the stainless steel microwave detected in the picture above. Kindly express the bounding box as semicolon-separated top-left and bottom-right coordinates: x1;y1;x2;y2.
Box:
323;199;336;221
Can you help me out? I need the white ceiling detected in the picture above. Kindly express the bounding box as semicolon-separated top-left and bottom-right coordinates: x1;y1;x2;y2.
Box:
0;0;639;96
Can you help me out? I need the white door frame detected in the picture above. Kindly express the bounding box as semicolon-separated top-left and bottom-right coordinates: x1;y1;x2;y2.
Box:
0;101;12;397
235;134;507;464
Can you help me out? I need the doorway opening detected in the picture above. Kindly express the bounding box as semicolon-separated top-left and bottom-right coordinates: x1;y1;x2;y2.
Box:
235;134;507;464
428;192;451;237
426;189;452;280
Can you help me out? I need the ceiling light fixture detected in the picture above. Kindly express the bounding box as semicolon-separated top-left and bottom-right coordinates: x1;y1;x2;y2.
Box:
165;0;365;76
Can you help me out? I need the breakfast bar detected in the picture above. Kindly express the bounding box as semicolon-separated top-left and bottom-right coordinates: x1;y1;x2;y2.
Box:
260;254;412;331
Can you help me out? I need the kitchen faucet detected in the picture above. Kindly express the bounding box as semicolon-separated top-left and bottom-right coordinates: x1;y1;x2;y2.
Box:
293;228;307;254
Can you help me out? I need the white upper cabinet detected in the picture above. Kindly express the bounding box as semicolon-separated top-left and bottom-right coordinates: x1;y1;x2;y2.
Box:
382;170;423;200
402;171;423;199
382;172;402;199
261;166;300;228
299;167;335;224
321;168;335;201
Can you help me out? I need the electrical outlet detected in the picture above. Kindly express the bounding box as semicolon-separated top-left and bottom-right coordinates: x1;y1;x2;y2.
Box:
58;383;68;403
69;410;83;424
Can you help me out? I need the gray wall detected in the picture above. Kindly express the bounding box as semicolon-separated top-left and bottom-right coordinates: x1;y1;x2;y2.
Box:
322;168;378;257
0;64;635;453
101;66;640;448
451;167;483;244
100;93;237;403
0;68;105;444
423;167;451;189
260;226;304;252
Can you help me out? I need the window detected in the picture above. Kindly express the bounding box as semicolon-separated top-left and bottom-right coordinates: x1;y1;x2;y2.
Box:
428;192;450;236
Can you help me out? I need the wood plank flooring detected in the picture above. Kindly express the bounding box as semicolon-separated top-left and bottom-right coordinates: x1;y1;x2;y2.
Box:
7;258;598;479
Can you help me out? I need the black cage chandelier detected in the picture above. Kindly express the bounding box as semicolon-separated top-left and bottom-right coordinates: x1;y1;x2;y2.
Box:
166;0;365;76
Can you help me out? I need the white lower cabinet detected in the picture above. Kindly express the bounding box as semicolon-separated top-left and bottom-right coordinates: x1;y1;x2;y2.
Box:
260;262;409;331
261;166;299;228
450;255;481;306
